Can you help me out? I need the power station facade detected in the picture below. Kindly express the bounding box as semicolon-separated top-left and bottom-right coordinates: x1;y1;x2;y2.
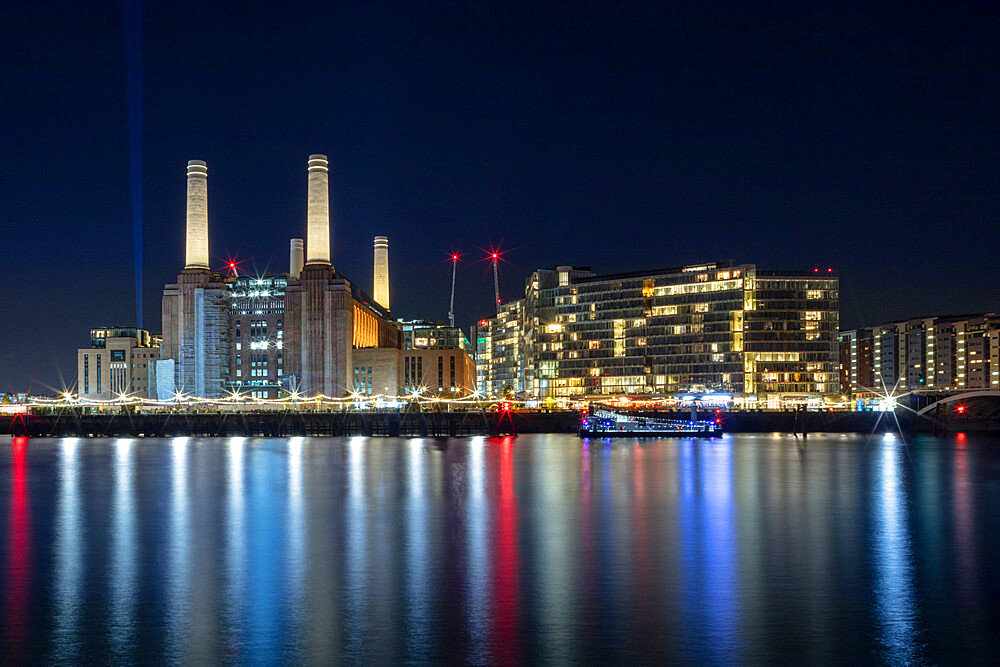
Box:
159;155;405;399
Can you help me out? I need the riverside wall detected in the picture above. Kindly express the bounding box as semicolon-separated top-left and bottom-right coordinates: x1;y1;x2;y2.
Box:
3;408;997;438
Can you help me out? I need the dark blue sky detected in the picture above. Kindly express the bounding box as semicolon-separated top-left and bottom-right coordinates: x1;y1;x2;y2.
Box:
2;1;998;391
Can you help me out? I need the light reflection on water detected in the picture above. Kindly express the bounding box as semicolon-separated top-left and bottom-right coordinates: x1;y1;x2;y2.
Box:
405;439;429;659
1;433;999;663
52;438;81;663
872;443;922;664
465;436;489;663
225;436;247;659
166;437;189;660
110;439;137;659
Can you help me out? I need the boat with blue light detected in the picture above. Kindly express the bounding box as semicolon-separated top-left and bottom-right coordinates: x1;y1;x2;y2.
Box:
578;403;722;437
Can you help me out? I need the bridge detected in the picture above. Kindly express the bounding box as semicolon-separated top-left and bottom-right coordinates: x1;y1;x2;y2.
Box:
911;390;1000;418
870;389;1000;432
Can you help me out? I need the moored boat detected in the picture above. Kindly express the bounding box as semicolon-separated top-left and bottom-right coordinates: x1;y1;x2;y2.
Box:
578;403;721;437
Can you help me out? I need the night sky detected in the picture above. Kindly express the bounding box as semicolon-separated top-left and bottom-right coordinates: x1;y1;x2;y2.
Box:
2;2;998;392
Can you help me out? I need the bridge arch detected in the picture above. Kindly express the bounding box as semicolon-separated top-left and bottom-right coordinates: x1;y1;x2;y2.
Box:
915;391;1000;416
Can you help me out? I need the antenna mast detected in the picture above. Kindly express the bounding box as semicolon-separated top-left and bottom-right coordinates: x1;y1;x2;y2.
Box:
491;254;500;314
449;253;458;327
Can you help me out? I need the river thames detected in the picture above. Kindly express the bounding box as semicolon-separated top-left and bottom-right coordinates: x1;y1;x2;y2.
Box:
1;433;998;663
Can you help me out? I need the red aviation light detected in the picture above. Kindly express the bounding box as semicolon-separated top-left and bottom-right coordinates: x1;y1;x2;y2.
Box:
220;253;246;276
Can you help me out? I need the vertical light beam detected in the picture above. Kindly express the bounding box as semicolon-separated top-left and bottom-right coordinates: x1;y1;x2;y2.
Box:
124;0;143;326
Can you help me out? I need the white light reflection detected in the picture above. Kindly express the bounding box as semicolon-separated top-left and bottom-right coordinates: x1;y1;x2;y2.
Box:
286;437;305;631
536;439;575;662
345;437;367;656
288;437;304;499
110;438;137;659
466;436;488;658
405;439;430;653
53;439;82;662
225;437;247;646
872;443;922;663
348;437;364;499
166;438;190;655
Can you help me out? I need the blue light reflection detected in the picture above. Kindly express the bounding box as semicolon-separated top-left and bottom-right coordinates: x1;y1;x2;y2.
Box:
872;443;923;663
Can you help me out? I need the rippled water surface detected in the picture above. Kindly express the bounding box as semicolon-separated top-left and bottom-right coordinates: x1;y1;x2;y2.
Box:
1;433;999;663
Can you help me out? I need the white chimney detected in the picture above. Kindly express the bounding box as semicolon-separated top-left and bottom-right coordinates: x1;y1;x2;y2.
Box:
373;235;389;309
184;160;209;269
289;238;304;278
306;154;330;264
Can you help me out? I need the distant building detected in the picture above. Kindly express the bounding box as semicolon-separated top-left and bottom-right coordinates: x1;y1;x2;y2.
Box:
77;327;160;399
401;348;476;395
228;275;287;399
489;300;524;398
478;262;840;406
351;347;403;397
470;319;491;396
845;314;1000;395
160;156;401;399
839;328;875;396
352;342;476;397
398;319;472;355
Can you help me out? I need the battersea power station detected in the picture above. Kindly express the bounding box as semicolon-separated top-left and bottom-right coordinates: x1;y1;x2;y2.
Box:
157;155;475;400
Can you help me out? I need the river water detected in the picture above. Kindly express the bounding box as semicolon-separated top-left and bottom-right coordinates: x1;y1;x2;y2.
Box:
1;433;998;663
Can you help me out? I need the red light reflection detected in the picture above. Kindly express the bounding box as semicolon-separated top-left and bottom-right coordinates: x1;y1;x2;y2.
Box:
6;437;31;656
493;436;520;661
